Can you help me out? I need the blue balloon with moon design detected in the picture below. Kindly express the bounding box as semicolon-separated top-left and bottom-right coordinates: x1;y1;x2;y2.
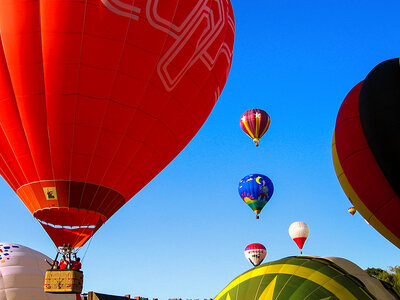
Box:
238;174;274;219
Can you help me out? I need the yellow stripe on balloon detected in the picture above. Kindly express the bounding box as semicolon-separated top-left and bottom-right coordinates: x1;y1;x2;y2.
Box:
255;114;260;138
214;263;358;300
258;276;277;300
242;119;255;139
332;133;400;248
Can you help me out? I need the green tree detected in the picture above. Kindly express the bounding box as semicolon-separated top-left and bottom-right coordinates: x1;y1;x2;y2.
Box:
366;266;400;295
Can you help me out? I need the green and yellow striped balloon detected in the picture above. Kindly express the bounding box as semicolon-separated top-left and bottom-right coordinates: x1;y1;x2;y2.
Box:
214;256;399;300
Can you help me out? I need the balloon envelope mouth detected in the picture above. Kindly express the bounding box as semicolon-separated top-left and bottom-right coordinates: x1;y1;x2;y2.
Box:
37;220;96;229
34;208;107;248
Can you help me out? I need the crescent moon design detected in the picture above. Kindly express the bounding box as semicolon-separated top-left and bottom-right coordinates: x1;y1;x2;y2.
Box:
255;176;262;184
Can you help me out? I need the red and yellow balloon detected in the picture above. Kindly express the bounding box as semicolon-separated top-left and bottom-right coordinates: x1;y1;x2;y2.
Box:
240;109;270;146
0;0;235;248
333;58;400;248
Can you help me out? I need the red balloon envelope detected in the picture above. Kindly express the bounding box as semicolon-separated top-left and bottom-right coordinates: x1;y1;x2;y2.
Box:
0;0;234;248
333;59;400;249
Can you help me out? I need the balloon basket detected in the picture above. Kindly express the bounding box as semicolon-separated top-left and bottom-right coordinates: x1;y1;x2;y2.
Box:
44;270;83;294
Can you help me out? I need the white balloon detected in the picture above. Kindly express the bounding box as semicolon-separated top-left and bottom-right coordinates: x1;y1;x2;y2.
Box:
289;222;310;251
0;243;76;300
244;243;266;267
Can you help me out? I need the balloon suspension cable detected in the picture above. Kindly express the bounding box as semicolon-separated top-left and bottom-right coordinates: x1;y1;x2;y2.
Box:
80;234;95;263
57;244;77;263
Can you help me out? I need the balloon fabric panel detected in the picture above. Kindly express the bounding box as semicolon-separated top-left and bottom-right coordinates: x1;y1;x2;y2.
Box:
359;58;400;199
333;79;400;248
0;0;235;248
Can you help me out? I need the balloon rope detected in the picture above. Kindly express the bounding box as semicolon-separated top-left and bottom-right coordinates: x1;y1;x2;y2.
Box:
80;234;94;263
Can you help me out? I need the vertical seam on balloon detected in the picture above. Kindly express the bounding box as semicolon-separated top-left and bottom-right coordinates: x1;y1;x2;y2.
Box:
248;110;257;140
0;164;17;191
70;0;156;247
236;274;240;300
242;119;255;139
66;0;90;248
81;0;230;238
98;0;231;213
13;1;54;215
85;0;184;217
274;259;307;299
259;117;270;138
253;273;266;300
71;0;141;247
0;29;42;214
299;260;338;300
95;0;220;216
38;0;58;210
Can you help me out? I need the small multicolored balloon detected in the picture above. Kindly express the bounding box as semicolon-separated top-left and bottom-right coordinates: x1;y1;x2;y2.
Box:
289;221;309;254
348;207;357;215
244;243;266;267
240;109;270;146
238;174;274;219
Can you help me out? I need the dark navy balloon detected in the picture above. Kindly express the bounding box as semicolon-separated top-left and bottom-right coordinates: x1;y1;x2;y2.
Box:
238;174;274;219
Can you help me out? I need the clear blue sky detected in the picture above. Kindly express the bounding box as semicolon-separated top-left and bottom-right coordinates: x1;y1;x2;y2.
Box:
1;0;400;299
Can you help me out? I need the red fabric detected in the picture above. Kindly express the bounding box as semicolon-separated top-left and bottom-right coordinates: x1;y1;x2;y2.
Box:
0;0;234;248
245;243;266;251
293;237;307;250
71;261;82;270
59;261;68;270
335;81;400;245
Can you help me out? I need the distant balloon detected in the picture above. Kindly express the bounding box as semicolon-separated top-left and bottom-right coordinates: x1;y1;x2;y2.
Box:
238;174;274;219
348;207;357;215
0;243;75;300
333;59;400;249
240;109;270;146
214;256;398;300
289;222;309;254
244;243;266;267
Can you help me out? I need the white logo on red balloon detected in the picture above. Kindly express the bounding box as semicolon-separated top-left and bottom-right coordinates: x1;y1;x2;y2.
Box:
101;0;234;92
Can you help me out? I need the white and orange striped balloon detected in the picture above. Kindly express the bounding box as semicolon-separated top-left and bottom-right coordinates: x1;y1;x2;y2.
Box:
289;222;309;253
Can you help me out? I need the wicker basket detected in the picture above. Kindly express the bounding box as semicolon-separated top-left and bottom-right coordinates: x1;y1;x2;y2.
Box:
44;269;83;294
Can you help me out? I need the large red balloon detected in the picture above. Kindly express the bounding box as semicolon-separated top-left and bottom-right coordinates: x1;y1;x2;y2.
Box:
0;0;234;248
333;76;400;248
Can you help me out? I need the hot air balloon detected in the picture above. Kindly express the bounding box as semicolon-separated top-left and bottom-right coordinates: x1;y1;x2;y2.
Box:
240;109;270;146
348;206;357;215
214;256;398;300
0;0;234;254
333;58;400;249
289;221;309;254
244;243;266;267
0;243;76;300
238;174;274;219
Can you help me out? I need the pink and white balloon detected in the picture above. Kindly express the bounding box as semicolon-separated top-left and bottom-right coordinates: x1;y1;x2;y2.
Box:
289;222;310;254
244;243;267;267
